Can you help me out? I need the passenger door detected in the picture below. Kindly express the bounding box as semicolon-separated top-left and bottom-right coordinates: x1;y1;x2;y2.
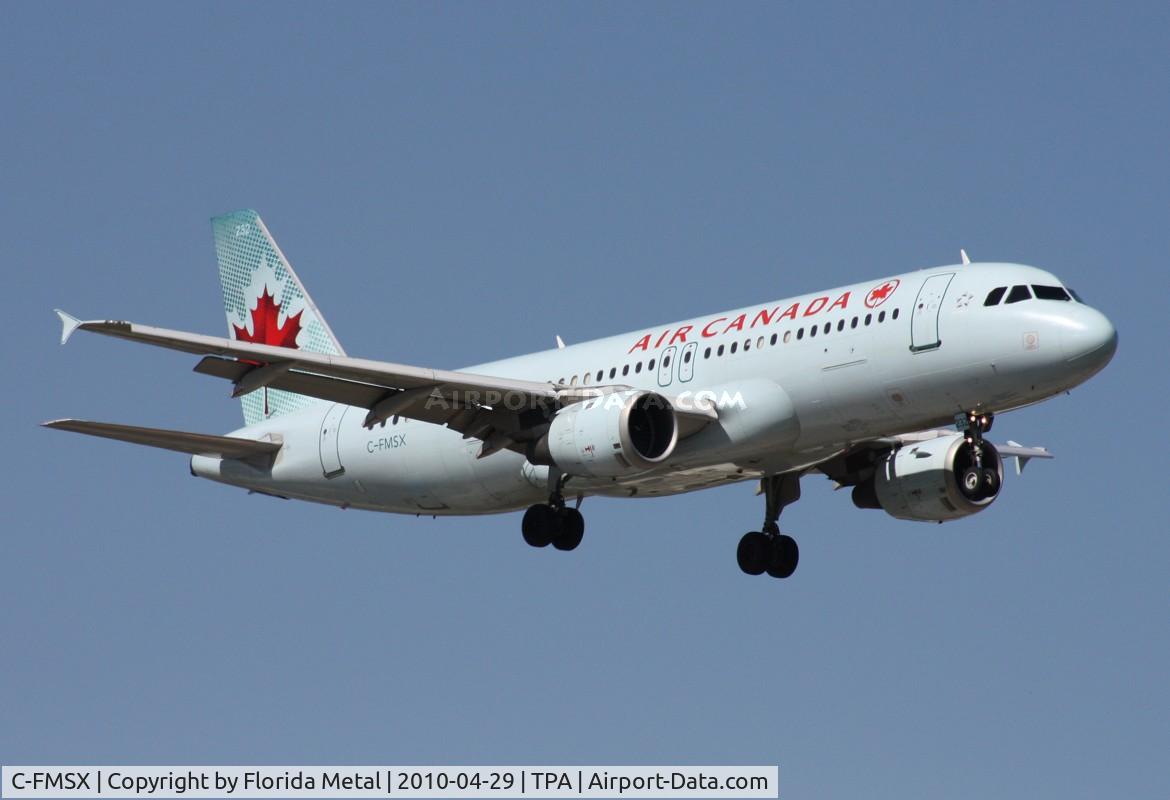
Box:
910;273;955;352
319;403;348;477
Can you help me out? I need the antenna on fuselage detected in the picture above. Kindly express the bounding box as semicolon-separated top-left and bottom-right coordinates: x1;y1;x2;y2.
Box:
960;249;971;265
556;335;566;349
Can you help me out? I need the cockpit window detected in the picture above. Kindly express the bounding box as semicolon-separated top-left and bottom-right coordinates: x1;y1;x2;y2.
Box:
984;287;1007;306
1032;285;1071;301
1067;288;1085;303
1005;285;1032;304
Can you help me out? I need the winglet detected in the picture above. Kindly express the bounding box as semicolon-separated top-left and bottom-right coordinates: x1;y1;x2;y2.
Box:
960;249;971;265
55;309;83;345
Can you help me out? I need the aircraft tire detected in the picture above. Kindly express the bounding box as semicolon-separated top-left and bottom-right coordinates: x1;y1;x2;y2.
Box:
522;504;554;548
981;468;1001;499
960;467;982;499
765;534;799;579
552;508;585;551
737;531;769;575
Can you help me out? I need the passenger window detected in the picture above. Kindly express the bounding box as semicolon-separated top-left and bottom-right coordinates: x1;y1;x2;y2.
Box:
878;311;886;323
582;373;591;385
865;313;872;326
851;316;858;329
648;358;656;370
743;339;751;351
823;322;830;334
1032;285;1071;301
770;333;778;346
837;320;844;332
570;375;578;386
892;308;900;320
609;368;616;379
622;365;629;376
984;287;1007;306
684;350;692;363
1005;285;1032;304
730;342;738;353
809;325;817;338
663;356;671;367
704;347;711;359
757;336;765;349
635;362;642;374
717;344;725;356
797;328;804;340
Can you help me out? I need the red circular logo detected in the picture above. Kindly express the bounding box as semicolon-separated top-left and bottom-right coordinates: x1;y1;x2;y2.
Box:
865;279;900;309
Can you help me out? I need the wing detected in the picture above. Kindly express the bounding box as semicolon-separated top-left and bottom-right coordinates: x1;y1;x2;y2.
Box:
55;311;716;456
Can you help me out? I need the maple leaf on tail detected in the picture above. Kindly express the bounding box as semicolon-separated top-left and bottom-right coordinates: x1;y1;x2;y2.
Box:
234;286;303;349
232;285;303;416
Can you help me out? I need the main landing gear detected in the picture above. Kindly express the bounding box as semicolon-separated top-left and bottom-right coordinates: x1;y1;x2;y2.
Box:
737;473;801;579
522;475;584;552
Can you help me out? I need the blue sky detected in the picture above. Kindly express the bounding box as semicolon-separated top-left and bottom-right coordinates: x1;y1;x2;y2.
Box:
2;3;1166;798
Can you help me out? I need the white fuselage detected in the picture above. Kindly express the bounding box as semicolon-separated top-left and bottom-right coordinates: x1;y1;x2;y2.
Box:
191;262;1116;514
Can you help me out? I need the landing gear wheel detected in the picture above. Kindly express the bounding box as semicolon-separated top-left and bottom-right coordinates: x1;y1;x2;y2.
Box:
981;468;1001;497
522;504;554;548
766;535;799;579
737;532;770;576
960;467;982;499
552;508;585;551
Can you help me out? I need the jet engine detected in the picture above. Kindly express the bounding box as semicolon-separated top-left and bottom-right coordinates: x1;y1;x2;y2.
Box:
853;433;1004;522
528;390;678;478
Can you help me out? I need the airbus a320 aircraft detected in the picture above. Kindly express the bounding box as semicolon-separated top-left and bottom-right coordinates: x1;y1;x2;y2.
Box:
47;210;1117;579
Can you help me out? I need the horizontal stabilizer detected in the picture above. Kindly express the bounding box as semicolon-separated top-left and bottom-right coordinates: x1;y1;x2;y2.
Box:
42;419;281;462
55;309;83;345
1001;440;1054;474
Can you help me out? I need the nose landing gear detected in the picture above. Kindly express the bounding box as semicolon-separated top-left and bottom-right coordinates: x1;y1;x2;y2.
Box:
957;411;999;500
737;473;801;579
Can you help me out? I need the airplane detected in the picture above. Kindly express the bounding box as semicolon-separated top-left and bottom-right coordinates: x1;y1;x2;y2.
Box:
45;210;1117;579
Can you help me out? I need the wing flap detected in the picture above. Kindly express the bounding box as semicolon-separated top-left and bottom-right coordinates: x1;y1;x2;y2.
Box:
42;419;281;461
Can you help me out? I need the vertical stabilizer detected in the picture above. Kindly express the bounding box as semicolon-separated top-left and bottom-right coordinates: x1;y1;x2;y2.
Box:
212;209;346;425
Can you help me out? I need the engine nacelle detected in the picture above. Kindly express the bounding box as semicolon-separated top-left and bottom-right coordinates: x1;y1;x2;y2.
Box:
870;434;1004;522
536;390;678;478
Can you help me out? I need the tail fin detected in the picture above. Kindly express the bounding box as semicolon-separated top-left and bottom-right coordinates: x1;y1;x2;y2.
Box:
212;209;346;425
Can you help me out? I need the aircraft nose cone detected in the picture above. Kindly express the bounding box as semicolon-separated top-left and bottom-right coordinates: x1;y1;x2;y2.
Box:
1062;307;1118;373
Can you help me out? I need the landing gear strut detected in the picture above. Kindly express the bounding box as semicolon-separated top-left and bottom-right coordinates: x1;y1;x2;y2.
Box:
521;473;585;551
956;411;999;500
737;473;801;579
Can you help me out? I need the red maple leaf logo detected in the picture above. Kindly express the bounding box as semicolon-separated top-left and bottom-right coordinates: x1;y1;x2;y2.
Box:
232;286;302;418
865;279;900;308
233;286;303;349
